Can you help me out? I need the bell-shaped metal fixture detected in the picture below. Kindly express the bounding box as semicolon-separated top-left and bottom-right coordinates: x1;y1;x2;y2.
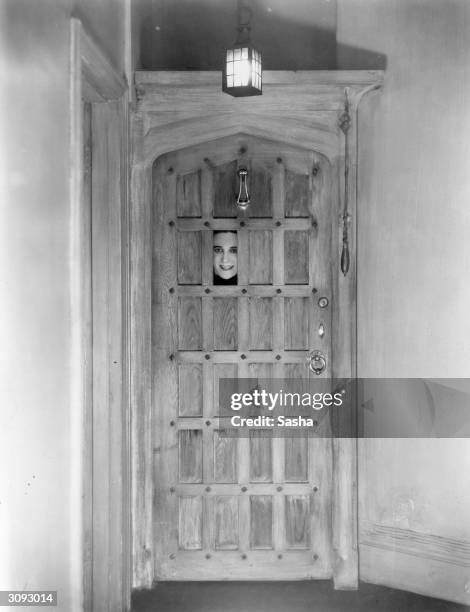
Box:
223;2;262;97
236;167;250;210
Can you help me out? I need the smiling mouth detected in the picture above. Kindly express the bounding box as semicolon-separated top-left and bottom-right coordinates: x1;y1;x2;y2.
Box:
220;265;234;270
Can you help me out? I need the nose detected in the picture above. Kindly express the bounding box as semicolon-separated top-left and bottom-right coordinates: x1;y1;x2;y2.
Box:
221;249;229;263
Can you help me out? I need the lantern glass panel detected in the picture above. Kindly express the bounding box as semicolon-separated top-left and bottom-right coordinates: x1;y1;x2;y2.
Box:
223;44;262;96
240;59;250;86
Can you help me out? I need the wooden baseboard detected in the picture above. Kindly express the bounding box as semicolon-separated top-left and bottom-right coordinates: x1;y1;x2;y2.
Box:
359;522;470;605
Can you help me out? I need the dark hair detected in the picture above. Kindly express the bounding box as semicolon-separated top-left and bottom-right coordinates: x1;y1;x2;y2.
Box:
213;230;237;237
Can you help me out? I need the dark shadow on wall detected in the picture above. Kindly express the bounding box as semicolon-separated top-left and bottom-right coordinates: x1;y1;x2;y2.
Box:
337;42;387;70
135;0;338;70
133;0;387;72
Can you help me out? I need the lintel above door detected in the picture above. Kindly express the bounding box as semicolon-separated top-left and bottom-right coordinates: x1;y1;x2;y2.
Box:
134;71;383;164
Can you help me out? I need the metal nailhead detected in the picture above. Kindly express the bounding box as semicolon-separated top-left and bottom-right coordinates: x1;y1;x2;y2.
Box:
206;553;211;559
242;289;247;294
241;486;247;492
313;421;318;427
205;486;211;492
205;288;211;294
278;554;283;559
205;420;211;426
169;220;175;227
313;554;319;561
168;167;174;174
205;354;210;360
240;221;246;227
276;221;282;227
277;486;283;492
312;220;318;229
241;554;247;560
318;296;329;308
277;157;283;164
169;287;175;293
170;420;175;426
313;486;318;492
169;553;176;559
276;354;281;360
241;354;246;360
170;487;175;493
239;147;247;154
204;221;210;227
312;288;318;294
169;354;175;361
276;288;282;294
313;166;319;176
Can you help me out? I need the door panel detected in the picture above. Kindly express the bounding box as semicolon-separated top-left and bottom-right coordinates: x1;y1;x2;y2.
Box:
248;231;273;284
153;134;334;580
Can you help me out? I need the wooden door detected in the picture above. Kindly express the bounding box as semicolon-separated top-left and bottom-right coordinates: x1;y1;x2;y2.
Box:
153;134;335;580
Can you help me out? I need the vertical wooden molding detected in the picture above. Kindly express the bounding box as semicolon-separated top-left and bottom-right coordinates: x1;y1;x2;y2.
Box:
331;93;358;590
331;84;382;589
69;18;85;612
130;116;154;587
69;18;130;612
120;91;133;612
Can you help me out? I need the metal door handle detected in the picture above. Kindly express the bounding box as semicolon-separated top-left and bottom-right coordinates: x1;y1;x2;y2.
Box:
307;350;326;375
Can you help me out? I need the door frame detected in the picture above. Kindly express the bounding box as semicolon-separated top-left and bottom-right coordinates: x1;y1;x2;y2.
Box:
130;70;384;590
69;18;131;611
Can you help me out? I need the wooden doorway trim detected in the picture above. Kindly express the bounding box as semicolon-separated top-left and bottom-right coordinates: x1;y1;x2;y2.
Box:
69;18;130;612
130;70;383;590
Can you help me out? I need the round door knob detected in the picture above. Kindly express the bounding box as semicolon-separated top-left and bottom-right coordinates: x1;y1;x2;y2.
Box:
307;350;327;375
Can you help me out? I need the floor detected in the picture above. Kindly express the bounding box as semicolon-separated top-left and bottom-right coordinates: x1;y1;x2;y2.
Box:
131;581;470;612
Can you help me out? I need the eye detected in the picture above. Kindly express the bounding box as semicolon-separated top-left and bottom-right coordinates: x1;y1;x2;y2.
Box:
213;246;223;254
229;247;238;254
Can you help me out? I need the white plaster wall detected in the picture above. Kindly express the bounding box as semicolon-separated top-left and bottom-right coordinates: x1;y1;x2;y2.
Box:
0;1;128;609
337;0;470;544
339;0;470;379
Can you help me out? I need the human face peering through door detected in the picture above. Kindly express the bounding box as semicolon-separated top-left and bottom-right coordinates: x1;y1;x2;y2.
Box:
213;231;238;284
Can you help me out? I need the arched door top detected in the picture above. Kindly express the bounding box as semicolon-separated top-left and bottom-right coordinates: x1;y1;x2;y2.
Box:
143;116;340;167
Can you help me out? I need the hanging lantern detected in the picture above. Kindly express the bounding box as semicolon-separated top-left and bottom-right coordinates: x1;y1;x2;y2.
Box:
223;2;262;97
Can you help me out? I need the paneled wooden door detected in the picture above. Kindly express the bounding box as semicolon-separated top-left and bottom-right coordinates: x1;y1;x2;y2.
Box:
152;134;336;580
